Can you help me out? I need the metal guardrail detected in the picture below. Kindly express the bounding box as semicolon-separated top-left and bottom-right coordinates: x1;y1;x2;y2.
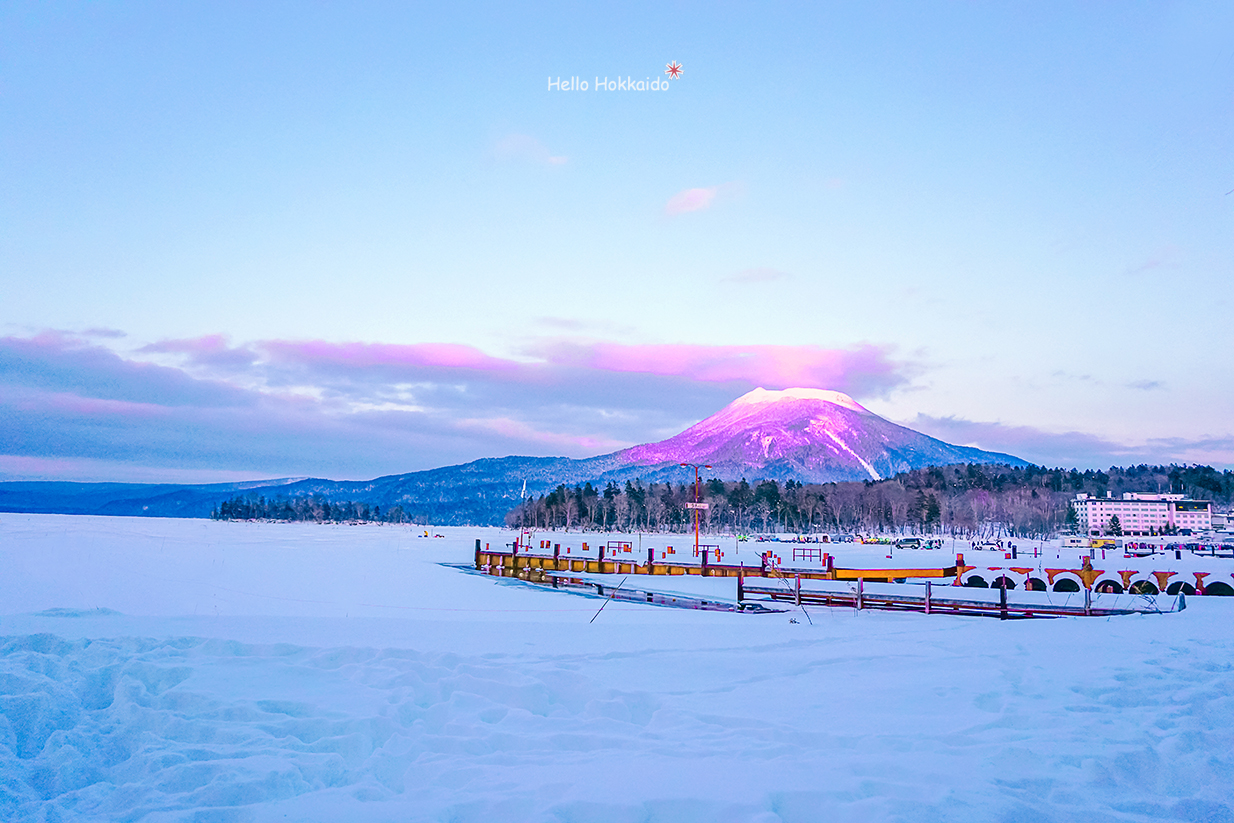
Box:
739;576;1179;619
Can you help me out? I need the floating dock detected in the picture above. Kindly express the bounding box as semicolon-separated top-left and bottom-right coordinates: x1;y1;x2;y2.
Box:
473;539;956;583
472;537;1190;618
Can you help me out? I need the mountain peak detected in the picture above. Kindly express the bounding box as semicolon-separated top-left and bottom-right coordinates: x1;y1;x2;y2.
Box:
617;385;1023;482
731;387;869;414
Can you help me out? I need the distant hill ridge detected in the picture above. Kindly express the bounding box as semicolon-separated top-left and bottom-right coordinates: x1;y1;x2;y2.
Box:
0;387;1026;524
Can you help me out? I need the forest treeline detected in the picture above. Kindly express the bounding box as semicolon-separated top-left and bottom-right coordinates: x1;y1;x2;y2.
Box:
211;496;409;523
504;463;1234;538
206;463;1233;537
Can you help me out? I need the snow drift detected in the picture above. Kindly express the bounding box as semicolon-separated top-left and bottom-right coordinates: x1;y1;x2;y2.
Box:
1;514;1232;822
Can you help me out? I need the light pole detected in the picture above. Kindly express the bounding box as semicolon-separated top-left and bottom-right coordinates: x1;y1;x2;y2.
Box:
681;463;712;560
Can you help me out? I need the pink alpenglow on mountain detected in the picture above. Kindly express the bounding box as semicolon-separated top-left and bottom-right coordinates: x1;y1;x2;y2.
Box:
0;387;1028;523
619;387;1024;482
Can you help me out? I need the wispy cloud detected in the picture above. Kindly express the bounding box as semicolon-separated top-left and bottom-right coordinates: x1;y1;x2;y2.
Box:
664;181;745;215
0;333;253;409
1127;379;1163;391
141;334;259;370
903;414;1234;469
664;186;719;215
492;133;568;166
1124;244;1181;276
0;454;270;485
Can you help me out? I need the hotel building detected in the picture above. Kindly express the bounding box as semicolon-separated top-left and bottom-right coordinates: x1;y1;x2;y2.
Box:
1074;492;1212;536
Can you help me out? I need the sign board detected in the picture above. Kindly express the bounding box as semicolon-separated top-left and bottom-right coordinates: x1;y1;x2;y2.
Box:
685;502;709;510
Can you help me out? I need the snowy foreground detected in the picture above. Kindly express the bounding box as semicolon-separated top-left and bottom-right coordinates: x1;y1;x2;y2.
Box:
2;515;1232;823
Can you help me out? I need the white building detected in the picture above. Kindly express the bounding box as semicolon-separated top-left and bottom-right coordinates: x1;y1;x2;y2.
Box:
1074;492;1212;536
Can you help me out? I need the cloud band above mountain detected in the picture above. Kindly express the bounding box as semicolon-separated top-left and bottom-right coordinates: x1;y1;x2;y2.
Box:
0;332;912;482
4;331;1226;484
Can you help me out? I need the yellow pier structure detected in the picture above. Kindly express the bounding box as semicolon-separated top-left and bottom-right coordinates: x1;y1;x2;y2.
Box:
472;539;958;584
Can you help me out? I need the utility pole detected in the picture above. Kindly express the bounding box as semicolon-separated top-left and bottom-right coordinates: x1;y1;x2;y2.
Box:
680;462;712;560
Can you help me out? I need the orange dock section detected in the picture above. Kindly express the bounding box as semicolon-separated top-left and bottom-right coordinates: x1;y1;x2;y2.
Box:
473;540;958;583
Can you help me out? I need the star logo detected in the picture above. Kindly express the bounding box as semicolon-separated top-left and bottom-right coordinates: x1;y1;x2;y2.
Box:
665;61;683;80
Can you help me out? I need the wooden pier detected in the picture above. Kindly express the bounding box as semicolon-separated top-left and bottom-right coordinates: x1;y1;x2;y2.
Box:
473;539;957;583
471;538;1181;619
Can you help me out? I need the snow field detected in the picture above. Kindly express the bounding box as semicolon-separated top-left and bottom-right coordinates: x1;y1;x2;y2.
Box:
1;514;1233;822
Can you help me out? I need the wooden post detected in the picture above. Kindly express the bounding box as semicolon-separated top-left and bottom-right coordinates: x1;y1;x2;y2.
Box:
474;538;481;570
702;548;709;577
999;578;1008;620
553;542;561;570
795;574;801;606
647;546;654;572
737;572;744;603
925;580;931;615
857;577;863;610
1084;586;1091;616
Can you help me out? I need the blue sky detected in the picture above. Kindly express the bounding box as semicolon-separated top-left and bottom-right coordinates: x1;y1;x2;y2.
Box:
2;2;1233;481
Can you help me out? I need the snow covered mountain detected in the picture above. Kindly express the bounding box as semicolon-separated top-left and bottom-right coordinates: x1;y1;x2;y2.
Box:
616;387;1024;482
0;387;1025;523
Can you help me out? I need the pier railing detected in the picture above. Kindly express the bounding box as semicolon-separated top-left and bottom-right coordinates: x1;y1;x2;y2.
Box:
473;539;957;583
738;575;1177;618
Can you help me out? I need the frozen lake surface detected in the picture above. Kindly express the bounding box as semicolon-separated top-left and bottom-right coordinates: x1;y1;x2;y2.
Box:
1;514;1232;822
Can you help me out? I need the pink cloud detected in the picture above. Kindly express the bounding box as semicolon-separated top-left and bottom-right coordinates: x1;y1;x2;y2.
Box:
664;186;719;215
49;332;911;406
529;341;906;396
245;337;911;403
140;336;904;399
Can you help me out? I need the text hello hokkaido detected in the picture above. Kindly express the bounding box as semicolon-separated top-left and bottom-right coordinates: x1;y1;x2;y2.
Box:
548;76;671;91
